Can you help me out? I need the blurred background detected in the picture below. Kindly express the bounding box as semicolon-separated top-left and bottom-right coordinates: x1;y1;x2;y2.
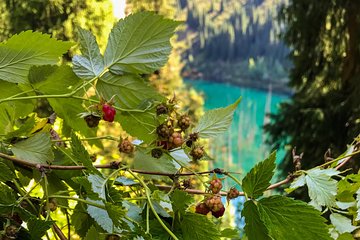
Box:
1;0;360;234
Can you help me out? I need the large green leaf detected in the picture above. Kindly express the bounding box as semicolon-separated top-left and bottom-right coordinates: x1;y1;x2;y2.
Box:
104;12;180;74
330;213;358;234
356;189;360;221
73;28;104;80
133;148;178;179
171;190;193;214
241;151;276;199
0;31;73;84
180;213;221;240
193;98;241;138
35;65;81;95
11;132;54;164
257;195;331;240
27;218;54;240
242;200;272;240
97;72;164;143
84;225;105;240
48;97;97;138
288;168;339;208
0;81;34;134
86;199;124;233
0;161;16;182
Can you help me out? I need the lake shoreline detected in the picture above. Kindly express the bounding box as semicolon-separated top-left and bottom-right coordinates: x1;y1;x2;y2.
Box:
184;77;293;96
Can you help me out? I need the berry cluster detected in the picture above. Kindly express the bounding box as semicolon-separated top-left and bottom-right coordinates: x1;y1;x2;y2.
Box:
227;187;240;200
118;138;134;154
195;178;226;218
209;178;222;194
82;101;117;128
189;146;204;161
195;195;225;218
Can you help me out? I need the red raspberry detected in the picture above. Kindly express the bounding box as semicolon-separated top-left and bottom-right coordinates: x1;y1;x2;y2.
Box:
195;202;210;215
212;206;225;218
209;179;222;194
102;104;116;122
168;132;183;148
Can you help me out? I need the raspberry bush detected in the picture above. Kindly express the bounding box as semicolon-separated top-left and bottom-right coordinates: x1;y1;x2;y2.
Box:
0;11;359;240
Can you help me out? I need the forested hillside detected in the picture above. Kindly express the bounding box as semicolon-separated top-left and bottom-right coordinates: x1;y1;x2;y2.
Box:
179;0;290;92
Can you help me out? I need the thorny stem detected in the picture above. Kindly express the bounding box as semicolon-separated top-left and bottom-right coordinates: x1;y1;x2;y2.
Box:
128;169;179;240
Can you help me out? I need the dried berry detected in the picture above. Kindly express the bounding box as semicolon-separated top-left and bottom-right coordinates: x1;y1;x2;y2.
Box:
118;138;134;154
11;213;22;226
156;103;169;115
209;178;222;194
168;132;183;148
106;235;120;240
156;123;173;138
182;179;191;189
205;196;223;212
190;146;204;161
151;148;163;159
178;115;191;131
84;114;101;128
227;187;240;200
195;202;210;215
212;206;225;218
102;104;116;122
48;198;57;212
186;132;199;147
5;225;17;238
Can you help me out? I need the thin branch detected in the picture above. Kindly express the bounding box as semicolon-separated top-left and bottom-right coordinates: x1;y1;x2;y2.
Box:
0;152;228;176
156;175;294;196
52;223;67;240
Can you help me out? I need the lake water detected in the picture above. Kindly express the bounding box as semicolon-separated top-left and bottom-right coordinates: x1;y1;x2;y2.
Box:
185;79;289;186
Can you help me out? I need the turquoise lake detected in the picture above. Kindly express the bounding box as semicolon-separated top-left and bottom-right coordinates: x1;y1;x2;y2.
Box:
185;80;289;187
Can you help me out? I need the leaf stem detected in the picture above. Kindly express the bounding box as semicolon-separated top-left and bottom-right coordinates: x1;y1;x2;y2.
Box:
128;169;179;240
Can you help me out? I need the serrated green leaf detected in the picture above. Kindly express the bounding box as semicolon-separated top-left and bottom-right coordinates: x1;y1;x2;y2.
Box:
115;176;138;186
306;168;339;207
84;225;105;240
36;65;81;95
73;28;104;80
70;132;99;174
257;195;331;240
97;72;164;143
0;183;16;205
220;228;241;239
337;233;355;240
5;115;36;140
0;162;15;182
242;200;272;240
0;81;34;133
27;218;53;240
133;148;177;179
104;12;180;74
0;31;73;84
71;203;96;237
87;199;122;233
88;174;106;200
12;132;54;164
171;189;193;214
105;202;128;230
193;98;241;138
330;213;358;234
356;189;360;221
180;213;221;240
242;151;276;199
